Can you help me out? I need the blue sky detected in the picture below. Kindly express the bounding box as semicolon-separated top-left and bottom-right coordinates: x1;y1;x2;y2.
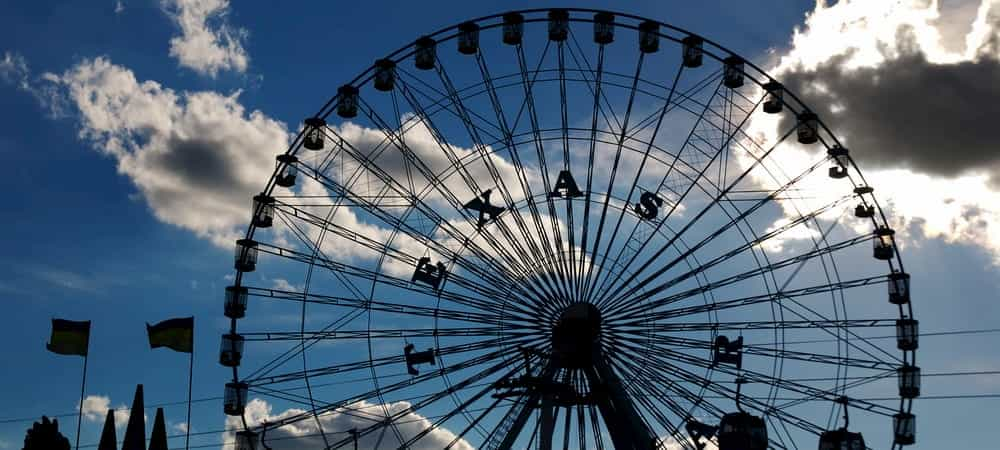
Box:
2;1;1000;449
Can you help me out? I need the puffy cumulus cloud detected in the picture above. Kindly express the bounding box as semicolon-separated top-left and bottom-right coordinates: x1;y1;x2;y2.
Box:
78;395;137;429
45;57;286;247
162;0;249;77
223;398;474;450
749;0;1000;262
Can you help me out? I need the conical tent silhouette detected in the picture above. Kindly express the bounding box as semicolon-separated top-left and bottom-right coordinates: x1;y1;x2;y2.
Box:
97;409;116;450
148;408;167;450
121;384;145;450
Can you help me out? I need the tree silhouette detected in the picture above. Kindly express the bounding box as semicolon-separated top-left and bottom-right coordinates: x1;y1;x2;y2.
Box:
22;416;70;450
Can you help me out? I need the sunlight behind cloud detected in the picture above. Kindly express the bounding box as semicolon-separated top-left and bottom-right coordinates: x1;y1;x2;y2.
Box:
752;0;1000;263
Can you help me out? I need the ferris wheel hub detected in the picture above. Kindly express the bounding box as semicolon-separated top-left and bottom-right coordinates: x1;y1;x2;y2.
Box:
550;302;603;368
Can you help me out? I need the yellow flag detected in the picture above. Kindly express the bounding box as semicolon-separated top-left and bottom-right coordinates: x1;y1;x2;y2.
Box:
146;317;194;353
47;319;90;356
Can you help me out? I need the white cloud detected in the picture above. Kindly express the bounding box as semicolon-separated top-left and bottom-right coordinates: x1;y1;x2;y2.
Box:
162;0;249;77
78;395;136;429
224;398;474;450
30;54;554;273
750;0;1000;263
0;51;65;117
44;57;286;248
172;421;189;433
271;277;298;292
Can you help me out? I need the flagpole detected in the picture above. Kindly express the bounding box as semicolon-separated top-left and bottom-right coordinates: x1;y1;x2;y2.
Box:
185;333;194;450
75;352;88;450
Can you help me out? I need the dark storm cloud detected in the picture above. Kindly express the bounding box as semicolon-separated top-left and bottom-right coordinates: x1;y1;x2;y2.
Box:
777;25;1000;184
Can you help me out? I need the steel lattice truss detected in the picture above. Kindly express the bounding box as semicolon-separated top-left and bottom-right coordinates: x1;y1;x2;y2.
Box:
222;9;918;450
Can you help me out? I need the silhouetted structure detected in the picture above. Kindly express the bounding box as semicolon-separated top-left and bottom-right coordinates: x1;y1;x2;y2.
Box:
219;8;921;449
122;385;146;450
149;408;168;450
21;416;70;450
98;409;117;450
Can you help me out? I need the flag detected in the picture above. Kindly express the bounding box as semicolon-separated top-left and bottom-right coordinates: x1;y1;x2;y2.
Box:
146;317;194;353
46;319;90;356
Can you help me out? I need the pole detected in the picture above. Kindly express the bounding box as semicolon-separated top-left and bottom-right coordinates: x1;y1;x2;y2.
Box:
75;353;88;450
185;333;194;450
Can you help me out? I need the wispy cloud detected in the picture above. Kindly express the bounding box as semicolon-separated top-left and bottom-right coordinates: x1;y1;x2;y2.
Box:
0;51;65;117
32;267;106;294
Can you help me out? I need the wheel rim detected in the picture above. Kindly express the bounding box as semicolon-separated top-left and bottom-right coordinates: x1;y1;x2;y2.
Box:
225;9;917;450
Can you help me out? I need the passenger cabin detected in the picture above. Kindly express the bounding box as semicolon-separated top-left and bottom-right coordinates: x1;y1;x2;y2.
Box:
717;411;768;450
252;194;274;228
797;112;819;144
457;21;480;55
818;428;866;450
888;272;910;304
893;412;916;445
548;9;569;42
723;56;744;89
873;227;895;260
502;13;524;46
235;239;258;272
593;12;615;44
224;382;248;416
854;204;874;218
275;154;298;188
337;85;359;118
763;81;783;114
414;36;436;70
302;117;325;151
220;333;245;367
638;20;659;53
682;35;704;68
373;59;396;91
898;365;921;399
896;319;918;351
224;286;248;319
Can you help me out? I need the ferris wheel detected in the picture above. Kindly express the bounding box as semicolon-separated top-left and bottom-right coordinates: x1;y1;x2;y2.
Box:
221;9;918;450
